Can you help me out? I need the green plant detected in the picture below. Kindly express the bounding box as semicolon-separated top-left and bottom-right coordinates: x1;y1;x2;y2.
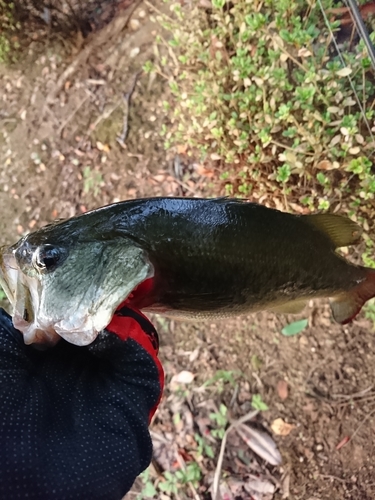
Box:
149;0;375;215
82;166;103;197
0;1;20;63
137;469;157;499
194;433;215;459
138;462;202;498
209;403;228;439
204;369;241;393
251;394;269;411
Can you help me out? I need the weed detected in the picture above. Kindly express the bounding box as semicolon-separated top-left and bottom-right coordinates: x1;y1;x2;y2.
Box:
137;469;157;499
209;403;228;439
195;433;215;459
0;1;20;63
251;394;269;411
82;166;103;197
204;369;241;394
138;462;202;498
148;0;375;219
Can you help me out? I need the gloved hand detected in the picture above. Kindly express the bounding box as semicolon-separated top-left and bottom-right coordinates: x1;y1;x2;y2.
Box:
0;305;164;500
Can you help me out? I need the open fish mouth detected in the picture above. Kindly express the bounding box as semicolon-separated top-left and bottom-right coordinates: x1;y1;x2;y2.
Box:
0;249;62;345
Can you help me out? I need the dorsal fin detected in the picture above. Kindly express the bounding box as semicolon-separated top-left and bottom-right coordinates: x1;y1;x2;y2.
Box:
304;214;362;248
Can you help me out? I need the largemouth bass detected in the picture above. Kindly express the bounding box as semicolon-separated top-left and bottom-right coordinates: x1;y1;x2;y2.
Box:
0;197;374;346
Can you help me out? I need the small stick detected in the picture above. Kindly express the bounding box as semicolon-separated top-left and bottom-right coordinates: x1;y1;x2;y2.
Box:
212;410;259;500
116;71;141;148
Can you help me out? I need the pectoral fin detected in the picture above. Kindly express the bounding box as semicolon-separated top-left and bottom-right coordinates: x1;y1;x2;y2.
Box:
304;214;362;248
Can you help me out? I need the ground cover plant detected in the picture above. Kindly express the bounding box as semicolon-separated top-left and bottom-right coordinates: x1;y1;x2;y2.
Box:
150;0;375;210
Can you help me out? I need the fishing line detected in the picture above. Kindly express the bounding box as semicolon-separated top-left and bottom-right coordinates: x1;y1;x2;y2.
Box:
344;0;375;70
316;0;375;149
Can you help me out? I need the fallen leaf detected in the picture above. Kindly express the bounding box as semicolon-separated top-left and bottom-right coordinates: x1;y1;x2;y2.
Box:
236;424;282;465
176;144;188;154
336;67;352;77
210;153;221;160
171;370;195;385
277;380;289;400
271;418;296;436
281;319;308;336
317;160;333;170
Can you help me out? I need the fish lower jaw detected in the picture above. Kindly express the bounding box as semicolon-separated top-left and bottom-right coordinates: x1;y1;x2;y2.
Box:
22;324;61;346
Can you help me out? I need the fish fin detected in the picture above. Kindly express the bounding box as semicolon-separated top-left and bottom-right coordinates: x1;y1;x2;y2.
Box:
270;299;307;315
304;214;362;248
330;269;375;324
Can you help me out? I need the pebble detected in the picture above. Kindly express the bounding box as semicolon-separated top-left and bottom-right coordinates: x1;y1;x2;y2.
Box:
129;19;140;31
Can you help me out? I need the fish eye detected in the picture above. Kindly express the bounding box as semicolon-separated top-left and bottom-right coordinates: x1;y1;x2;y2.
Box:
33;245;62;271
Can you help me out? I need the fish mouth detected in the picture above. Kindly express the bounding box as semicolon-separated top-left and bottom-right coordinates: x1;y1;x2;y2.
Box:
0;248;61;346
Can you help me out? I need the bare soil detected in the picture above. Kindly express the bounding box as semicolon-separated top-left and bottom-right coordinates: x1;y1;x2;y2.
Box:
0;2;374;499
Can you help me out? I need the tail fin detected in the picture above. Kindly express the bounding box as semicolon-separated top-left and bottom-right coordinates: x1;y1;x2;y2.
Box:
330;269;375;324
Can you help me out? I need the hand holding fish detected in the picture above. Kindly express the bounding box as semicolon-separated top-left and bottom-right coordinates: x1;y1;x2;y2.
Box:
0;306;164;500
1;197;374;347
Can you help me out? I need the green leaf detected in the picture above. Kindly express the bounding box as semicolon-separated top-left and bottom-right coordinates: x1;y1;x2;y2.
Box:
251;394;269;411
143;482;157;497
281;319;308;336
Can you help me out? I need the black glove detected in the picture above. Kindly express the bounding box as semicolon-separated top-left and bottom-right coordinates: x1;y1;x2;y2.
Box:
0;306;164;500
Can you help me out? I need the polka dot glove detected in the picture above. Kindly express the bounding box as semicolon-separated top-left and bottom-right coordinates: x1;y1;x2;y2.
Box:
0;306;164;500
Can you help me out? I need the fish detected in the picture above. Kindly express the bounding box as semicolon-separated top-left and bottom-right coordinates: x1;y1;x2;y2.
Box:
0;197;374;346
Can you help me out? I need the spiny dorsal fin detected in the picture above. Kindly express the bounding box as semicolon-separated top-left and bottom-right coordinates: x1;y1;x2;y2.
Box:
304;214;362;248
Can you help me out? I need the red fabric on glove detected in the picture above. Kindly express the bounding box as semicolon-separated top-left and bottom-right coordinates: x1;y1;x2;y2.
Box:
106;305;164;422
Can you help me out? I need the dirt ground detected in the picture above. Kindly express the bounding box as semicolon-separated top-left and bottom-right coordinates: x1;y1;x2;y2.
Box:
1;2;375;499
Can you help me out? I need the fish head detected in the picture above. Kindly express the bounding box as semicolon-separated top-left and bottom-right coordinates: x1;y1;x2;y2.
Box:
0;229;153;346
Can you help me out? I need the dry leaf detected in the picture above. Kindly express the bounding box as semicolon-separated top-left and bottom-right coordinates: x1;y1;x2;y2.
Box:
298;47;312;58
336;67;352;77
195;164;215;178
271;418;296;436
210;153;221;161
176;144;188;154
171;371;195;385
277;380;289;400
236;424;282;465
317;160;333;170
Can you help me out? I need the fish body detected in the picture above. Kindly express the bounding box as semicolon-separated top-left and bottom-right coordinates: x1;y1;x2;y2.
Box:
0;197;374;346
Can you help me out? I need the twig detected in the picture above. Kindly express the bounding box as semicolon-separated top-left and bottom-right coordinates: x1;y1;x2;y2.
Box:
116;71;142;148
320;474;349;484
350;407;375;441
331;385;374;400
212;410;259;500
57;94;89;136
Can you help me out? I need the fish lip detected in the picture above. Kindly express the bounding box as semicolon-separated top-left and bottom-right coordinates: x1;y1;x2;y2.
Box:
0;247;18;304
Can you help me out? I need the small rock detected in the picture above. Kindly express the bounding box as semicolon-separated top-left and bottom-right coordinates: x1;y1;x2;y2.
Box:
129;19;140;31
